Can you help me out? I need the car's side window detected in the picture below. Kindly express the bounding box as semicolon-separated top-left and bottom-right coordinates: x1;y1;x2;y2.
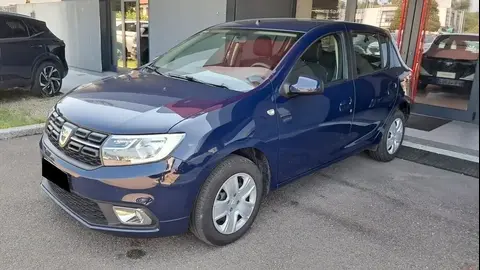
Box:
2;18;29;38
285;34;344;86
379;34;390;68
352;32;388;76
0;18;8;39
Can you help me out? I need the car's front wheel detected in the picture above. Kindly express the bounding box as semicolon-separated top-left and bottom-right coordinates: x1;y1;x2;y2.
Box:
31;61;63;97
368;110;405;162
190;155;263;246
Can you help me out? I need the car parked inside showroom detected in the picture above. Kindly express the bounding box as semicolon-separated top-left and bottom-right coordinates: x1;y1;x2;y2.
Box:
0;12;68;97
40;18;411;246
419;33;479;93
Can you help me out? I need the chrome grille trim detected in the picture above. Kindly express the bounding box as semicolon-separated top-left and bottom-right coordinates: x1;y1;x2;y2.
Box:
70;137;102;149
45;111;107;167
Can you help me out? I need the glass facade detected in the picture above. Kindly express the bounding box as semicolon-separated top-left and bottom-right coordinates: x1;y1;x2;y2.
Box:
415;0;479;112
110;0;149;70
351;0;478;121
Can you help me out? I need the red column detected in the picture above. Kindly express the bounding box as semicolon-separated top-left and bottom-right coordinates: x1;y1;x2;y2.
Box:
410;0;431;100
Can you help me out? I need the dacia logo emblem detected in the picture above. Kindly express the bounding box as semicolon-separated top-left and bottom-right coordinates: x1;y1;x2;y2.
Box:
59;124;74;148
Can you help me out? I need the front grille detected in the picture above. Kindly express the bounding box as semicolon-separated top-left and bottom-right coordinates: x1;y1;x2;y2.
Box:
49;182;108;225
46;111;107;167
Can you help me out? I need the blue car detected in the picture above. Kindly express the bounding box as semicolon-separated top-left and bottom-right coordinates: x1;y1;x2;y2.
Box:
40;19;412;246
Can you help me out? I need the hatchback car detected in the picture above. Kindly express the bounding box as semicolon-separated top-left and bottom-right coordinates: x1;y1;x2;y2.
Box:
40;19;411;246
0;12;68;97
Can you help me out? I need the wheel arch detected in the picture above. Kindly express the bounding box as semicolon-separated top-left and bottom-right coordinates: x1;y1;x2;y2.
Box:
398;97;411;121
31;53;65;82
231;147;272;197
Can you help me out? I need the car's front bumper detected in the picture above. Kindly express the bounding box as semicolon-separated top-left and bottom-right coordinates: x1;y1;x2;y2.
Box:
39;133;202;237
419;75;473;89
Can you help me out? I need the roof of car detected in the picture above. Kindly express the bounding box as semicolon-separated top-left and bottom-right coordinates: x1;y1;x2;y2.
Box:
212;18;386;33
0;11;42;22
213;18;336;32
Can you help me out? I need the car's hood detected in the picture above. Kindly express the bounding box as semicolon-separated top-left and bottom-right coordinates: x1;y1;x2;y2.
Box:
56;70;241;134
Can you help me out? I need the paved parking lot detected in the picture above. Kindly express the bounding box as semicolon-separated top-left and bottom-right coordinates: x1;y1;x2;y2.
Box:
0;135;478;270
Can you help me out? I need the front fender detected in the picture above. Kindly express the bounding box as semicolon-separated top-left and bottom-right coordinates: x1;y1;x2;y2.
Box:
169;89;279;188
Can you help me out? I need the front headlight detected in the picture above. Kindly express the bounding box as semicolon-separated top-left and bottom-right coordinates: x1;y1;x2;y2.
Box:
102;133;185;166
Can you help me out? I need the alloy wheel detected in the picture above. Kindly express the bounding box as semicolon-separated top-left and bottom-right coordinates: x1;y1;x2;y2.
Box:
212;173;257;235
386;118;403;154
39;66;61;96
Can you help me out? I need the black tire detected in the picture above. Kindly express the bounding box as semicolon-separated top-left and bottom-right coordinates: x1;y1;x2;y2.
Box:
190;154;264;246
31;61;63;97
368;110;406;162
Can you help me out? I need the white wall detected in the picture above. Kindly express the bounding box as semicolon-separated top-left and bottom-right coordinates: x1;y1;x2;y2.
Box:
148;0;227;59
295;0;313;18
16;0;103;72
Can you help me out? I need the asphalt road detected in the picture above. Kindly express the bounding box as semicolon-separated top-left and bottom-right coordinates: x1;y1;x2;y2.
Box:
0;135;478;270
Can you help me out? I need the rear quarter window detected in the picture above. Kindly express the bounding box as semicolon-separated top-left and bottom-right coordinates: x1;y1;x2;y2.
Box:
27;20;50;36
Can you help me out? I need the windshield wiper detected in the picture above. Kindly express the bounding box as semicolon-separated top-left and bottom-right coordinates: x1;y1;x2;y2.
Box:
166;73;230;90
142;65;164;76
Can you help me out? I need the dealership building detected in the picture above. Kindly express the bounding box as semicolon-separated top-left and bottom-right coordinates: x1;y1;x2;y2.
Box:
1;0;478;124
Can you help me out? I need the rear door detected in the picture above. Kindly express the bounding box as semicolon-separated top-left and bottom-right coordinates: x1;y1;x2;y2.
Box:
0;16;45;85
347;26;399;149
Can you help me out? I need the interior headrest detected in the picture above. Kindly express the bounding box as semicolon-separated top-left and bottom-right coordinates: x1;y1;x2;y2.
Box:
253;35;273;57
302;42;322;63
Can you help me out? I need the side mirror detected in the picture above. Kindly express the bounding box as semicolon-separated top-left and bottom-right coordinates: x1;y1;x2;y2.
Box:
289;76;324;95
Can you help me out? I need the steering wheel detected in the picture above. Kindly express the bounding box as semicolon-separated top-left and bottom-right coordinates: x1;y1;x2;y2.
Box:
250;62;271;69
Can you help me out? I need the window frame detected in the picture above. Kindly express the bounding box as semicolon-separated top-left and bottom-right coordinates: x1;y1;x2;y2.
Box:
349;30;391;79
280;31;350;92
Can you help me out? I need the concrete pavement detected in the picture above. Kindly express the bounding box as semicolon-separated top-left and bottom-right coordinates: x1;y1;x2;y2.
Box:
0;135;478;270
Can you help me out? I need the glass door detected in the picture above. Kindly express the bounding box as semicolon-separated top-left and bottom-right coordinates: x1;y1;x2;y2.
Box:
110;0;149;71
409;0;479;121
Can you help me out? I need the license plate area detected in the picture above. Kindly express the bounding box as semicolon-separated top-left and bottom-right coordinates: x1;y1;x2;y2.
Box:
436;71;456;79
42;159;70;192
435;78;464;87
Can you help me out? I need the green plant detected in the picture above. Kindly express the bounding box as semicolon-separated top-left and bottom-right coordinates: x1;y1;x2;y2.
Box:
464;12;479;33
115;10;148;21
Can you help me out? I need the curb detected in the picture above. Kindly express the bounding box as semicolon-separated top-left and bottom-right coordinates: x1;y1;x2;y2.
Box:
0;124;44;140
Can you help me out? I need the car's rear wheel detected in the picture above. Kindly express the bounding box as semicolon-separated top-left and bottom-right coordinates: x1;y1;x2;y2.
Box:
31;61;63;97
190;155;263;246
368;110;405;162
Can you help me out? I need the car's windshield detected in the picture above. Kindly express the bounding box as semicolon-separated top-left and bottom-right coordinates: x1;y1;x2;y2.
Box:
433;35;479;50
152;28;302;92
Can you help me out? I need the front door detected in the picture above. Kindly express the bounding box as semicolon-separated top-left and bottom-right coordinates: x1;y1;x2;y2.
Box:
275;32;355;182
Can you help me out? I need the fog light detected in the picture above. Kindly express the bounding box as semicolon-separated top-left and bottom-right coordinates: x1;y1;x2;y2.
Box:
112;206;152;226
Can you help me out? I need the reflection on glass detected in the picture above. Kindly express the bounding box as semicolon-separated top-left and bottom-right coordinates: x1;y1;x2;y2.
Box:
110;0;149;70
416;0;479;110
355;0;402;30
295;0;346;21
110;0;124;68
121;1;138;69
137;0;149;66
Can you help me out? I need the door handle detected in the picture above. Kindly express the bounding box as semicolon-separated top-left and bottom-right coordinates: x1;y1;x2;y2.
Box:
31;44;43;48
339;97;353;112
